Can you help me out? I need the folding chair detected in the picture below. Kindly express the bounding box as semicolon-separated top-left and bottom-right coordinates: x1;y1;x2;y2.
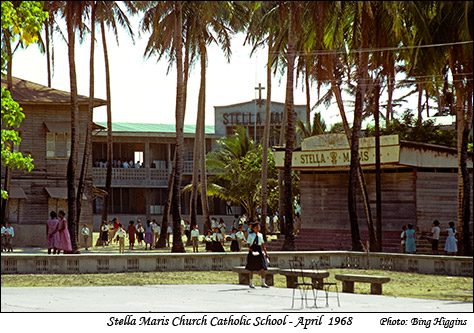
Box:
311;259;340;307
289;259;316;309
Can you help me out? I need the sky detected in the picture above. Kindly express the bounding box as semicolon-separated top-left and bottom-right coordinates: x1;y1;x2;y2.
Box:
12;14;345;128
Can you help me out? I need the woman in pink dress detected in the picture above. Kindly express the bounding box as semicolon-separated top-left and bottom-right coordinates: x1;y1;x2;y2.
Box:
46;211;59;254
56;210;72;253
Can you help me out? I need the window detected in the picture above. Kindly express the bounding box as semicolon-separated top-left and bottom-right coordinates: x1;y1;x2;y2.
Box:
46;132;71;159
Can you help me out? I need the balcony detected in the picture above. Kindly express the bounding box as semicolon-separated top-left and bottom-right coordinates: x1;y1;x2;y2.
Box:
92;161;195;187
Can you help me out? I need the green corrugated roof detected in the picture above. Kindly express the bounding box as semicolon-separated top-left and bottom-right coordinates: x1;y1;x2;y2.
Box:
95;122;215;134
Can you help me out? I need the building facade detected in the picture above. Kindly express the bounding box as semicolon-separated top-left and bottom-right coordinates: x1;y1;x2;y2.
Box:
1;77;106;247
273;134;473;252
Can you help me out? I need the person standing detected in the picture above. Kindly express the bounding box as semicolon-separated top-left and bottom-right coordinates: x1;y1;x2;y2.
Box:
1;224;6;252
226;200;232;214
405;224;416;254
211;227;225;252
236;225;246;251
230;228;240;252
144;220;154;250
218;218;226;244
136;220;144;246
152;219;161;247
272;213;279;233
107;220;115;245
184;220;191;243
426;220;441;255
99;221;109;246
400;225;407;253
114;223;127;254
46;211;59;254
444;222;458;256
126;221;137;250
245;222;269;288
5;223;15;252
81;224;90;251
56;211;72;254
190;225;200;253
166;225;172;247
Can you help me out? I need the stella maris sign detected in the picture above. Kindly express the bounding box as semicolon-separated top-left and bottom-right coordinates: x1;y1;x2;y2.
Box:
274;134;400;170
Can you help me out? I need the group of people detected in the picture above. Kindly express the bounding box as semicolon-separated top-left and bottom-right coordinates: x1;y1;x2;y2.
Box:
1;222;15;252
401;220;458;255
94;159;144;169
98;218;165;253
45;210;73;254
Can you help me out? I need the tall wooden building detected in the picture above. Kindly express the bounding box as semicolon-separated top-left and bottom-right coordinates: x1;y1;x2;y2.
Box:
273;134;473;252
1;77;106;247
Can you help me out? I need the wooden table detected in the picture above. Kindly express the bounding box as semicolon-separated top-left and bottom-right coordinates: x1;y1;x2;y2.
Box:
278;269;330;289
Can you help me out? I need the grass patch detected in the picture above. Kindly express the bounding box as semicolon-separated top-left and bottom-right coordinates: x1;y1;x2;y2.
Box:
1;269;472;303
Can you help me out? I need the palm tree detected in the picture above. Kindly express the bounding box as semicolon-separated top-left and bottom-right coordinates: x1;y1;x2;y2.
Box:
64;1;88;252
281;1;299;251
96;1;135;227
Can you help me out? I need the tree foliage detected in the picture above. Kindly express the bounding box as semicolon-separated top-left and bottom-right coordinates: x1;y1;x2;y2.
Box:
1;1;46;199
364;110;458;148
205;127;278;221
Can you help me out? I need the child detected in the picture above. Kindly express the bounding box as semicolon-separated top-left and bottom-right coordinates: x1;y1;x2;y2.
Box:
99;221;109;246
400;225;407;253
405;224;416;254
230;228;240;252
212;227;225;252
5;223;15;252
426;220;441;255
245;222;269;288
1;223;6;252
81;224;90;250
236;225;246;250
204;230;213;252
136;220;144;246
444;222;457;256
144;220;154;250
191;225;200;253
114;223;127;254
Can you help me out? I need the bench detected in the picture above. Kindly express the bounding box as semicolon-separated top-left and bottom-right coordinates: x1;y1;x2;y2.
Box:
335;274;390;295
278;269;330;289
232;266;279;286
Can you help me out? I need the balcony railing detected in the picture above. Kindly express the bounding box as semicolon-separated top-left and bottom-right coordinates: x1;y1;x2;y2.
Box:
93;161;198;187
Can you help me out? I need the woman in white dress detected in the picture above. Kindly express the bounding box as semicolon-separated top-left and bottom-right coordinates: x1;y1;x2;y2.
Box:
444;222;457;256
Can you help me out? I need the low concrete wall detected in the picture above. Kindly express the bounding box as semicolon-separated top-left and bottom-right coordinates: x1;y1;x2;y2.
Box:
2;251;472;277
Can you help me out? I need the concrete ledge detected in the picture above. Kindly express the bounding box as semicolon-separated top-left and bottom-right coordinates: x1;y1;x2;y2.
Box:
1;251;472;276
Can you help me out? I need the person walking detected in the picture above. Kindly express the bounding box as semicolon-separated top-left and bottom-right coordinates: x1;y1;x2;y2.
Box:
56;211;72;254
444;222;458;256
405;224;416;254
46;211;59;254
245;222;269;288
81;224;90;250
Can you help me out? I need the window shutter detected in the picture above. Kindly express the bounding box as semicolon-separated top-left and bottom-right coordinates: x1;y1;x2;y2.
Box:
46;132;56;158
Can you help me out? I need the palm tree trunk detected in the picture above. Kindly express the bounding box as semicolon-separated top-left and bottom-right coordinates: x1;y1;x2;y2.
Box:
156;154;175;249
45;17;52;88
100;20;113;227
66;4;79;252
171;1;185;253
260;34;273;241
76;3;96;231
277;99;287;234
198;44;210;234
386;68;394;127
282;2;297;251
456;85;473;256
374;82;382;252
417;83;423;123
305;64;311;129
